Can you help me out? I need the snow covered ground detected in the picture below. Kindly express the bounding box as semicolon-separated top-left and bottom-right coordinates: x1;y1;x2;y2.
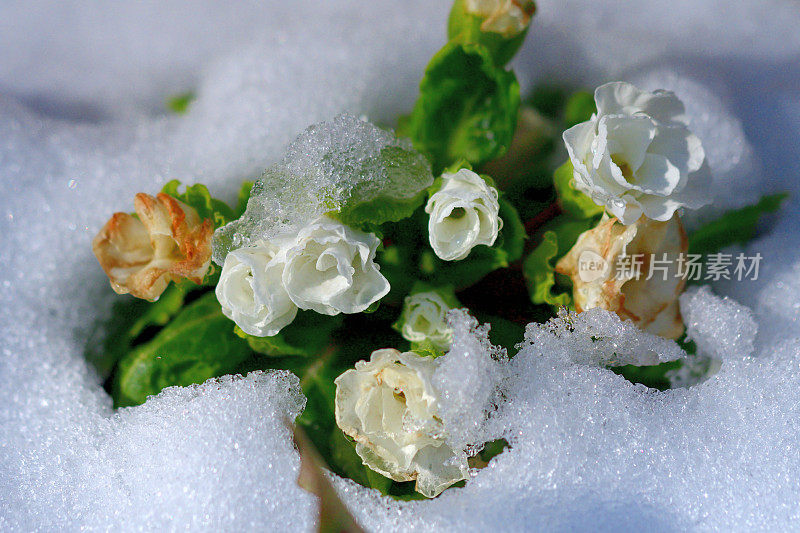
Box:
1;0;799;530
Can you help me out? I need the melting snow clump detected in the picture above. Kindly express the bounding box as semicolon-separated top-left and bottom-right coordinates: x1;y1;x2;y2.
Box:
680;285;758;360
212;113;432;264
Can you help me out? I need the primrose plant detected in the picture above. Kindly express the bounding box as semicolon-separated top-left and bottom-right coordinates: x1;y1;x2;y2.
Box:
91;0;785;502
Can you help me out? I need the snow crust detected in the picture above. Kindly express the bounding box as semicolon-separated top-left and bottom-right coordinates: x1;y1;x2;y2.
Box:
2;0;800;530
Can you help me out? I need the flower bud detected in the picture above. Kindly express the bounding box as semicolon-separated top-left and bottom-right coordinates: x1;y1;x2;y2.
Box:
426;169;502;261
555;214;688;339
464;0;535;38
396;289;458;351
334;349;470;498
92;193;212;301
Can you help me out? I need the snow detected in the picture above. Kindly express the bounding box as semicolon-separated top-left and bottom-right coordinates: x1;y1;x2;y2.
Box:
2;0;800;531
681;286;758;361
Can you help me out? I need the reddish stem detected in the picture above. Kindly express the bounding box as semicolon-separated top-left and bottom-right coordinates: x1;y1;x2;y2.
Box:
524;201;562;236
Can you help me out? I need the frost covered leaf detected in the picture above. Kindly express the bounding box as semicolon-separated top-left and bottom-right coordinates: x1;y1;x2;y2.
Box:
236;311;342;358
447;0;533;66
113;291;252;407
235;181;253;218
689;192;788;255
333;146;433;229
212;115;432;263
553;160;604;219
406;41;520;174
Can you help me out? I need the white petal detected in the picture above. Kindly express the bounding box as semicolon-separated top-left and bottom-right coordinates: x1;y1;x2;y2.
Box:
630;153;682;195
599;114;657;172
595;82;686;125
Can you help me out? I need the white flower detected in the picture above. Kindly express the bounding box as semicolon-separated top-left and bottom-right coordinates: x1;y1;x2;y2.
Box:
426;168;502;261
334;349;470;498
215;241;298;337
555;214;688;340
563;81;711;225
282;216;390;315
398;291;455;351
464;0;535;38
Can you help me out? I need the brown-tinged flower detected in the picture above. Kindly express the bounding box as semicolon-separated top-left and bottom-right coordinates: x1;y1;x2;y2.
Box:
93;193;213;301
555;214;688;339
465;0;536;38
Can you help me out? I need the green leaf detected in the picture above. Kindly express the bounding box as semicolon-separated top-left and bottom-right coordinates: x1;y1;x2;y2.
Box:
611;360;683;391
236;181;254;218
112;291;252;407
446;0;532;66
497;196;526;262
409;339;447;359
407;41;521;174
166;91;195;114
85;282;193;379
523;230;572;307
236;311;343;358
161;180;237;228
563;90;596;127
689;193;789;255
332;146;434;229
474;313;525;356
553;160;603;219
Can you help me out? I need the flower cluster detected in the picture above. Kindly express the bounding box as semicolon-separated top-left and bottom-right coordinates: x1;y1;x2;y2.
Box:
92;2;772;506
216;216;390;336
551;81;714;337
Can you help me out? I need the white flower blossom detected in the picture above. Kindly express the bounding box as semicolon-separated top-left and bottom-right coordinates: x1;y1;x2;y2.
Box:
334;348;470;498
215;241;298;337
563;81;711;224
426;168;502;261
464;0;535;38
398;291;455;351
282;216;390;315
